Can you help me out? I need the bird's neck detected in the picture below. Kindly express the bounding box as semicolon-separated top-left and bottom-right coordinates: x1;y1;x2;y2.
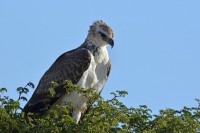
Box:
81;40;100;55
81;40;109;64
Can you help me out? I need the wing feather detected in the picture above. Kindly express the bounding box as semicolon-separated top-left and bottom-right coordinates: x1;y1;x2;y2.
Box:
23;48;91;113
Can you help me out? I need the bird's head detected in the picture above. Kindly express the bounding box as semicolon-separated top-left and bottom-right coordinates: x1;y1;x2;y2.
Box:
87;20;114;48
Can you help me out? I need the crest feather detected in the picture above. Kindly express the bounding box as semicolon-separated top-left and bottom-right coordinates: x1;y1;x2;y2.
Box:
89;20;114;38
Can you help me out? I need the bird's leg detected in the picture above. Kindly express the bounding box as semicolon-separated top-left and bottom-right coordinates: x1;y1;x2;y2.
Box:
72;110;82;124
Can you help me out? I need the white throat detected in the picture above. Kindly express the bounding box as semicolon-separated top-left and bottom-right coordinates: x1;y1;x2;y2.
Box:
94;45;109;64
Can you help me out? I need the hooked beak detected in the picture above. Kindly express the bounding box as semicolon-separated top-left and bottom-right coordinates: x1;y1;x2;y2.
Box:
107;38;114;48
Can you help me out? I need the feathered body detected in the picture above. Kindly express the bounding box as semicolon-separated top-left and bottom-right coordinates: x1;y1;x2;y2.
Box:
23;20;114;123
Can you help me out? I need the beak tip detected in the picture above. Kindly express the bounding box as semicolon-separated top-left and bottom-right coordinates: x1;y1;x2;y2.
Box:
109;39;114;48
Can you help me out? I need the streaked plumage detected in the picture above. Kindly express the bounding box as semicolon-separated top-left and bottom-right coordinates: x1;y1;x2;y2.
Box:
23;20;114;123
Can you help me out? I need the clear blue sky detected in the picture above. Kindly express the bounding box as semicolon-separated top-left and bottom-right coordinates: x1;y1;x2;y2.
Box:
1;1;200;114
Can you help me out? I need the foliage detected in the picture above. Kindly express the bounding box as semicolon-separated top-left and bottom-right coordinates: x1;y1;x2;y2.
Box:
0;82;200;133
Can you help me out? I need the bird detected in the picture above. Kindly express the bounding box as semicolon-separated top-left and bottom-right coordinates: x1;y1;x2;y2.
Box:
23;20;114;123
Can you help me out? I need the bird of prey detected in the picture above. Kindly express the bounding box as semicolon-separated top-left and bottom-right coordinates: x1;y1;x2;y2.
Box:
23;20;114;123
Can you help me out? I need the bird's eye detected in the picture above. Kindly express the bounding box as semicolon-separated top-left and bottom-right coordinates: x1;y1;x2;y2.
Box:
100;32;107;38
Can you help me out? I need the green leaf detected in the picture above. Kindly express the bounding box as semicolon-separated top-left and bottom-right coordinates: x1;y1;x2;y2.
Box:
27;82;35;89
51;81;59;88
0;88;7;93
17;87;23;93
19;96;27;101
49;88;56;97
